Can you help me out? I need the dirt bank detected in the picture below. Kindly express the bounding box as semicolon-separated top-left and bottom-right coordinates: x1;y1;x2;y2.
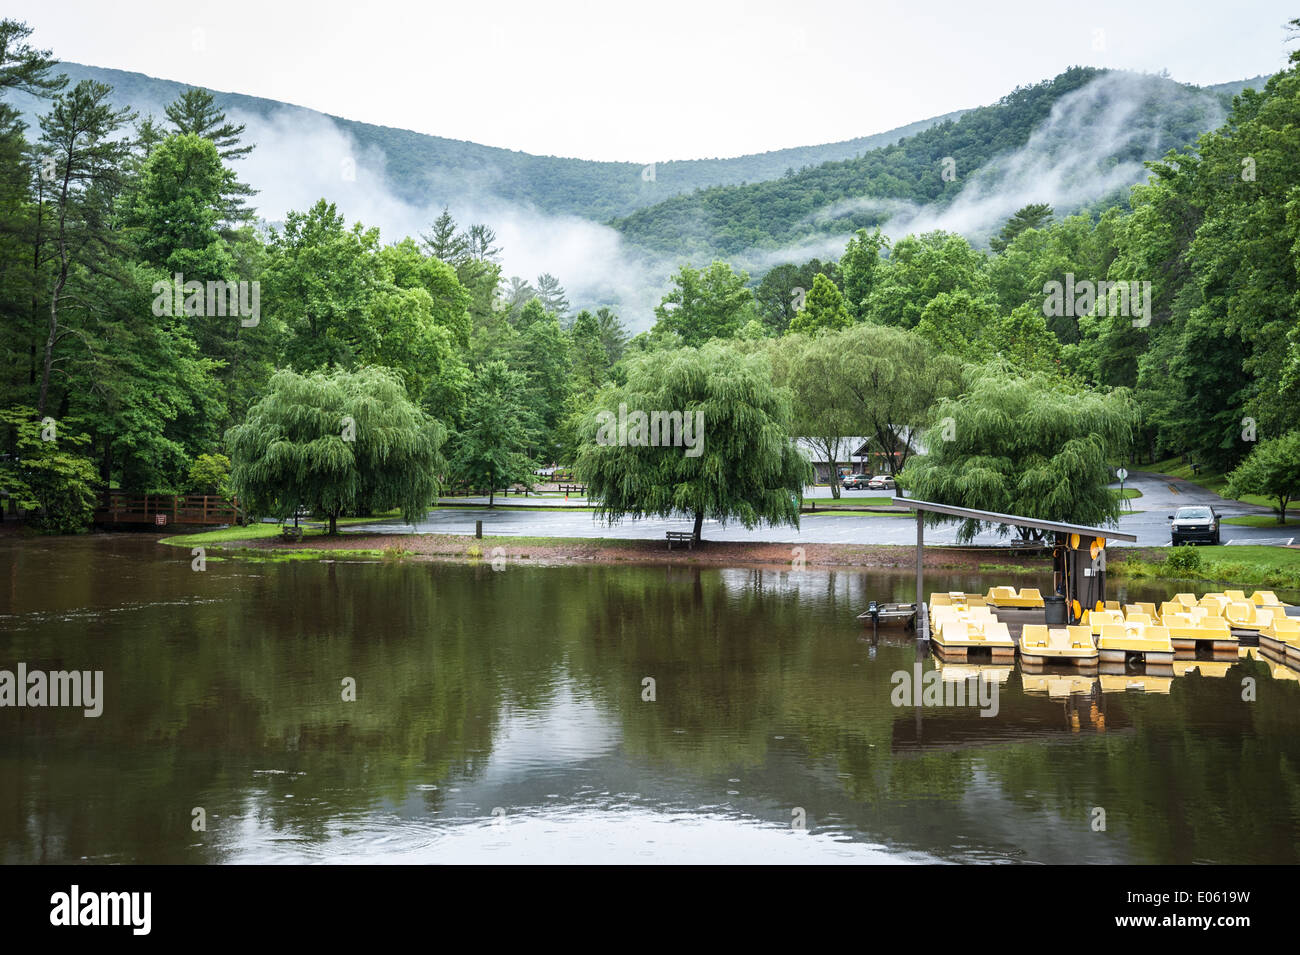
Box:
230;531;1052;572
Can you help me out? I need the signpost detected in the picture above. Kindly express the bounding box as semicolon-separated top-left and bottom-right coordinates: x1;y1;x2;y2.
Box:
1116;467;1129;510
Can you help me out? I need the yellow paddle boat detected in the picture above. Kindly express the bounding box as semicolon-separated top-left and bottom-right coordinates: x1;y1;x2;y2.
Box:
1098;622;1175;665
1019;624;1099;667
985;586;1045;608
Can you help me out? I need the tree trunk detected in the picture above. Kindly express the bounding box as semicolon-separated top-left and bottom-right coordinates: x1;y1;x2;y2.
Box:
39;176;72;419
692;510;704;544
38;279;61;417
329;512;338;536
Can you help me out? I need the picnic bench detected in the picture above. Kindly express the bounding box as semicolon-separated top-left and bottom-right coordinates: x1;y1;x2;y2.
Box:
666;531;695;550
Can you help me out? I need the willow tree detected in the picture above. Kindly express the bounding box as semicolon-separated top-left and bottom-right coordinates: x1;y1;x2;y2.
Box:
1225;432;1300;523
575;340;810;543
225;366;445;534
770;331;858;499
898;369;1136;541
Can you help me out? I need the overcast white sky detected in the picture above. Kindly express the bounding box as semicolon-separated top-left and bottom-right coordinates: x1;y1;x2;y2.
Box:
9;0;1296;161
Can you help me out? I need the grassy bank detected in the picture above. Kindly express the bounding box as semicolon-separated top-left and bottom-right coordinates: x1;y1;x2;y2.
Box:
1222;514;1300;528
1111;544;1300;592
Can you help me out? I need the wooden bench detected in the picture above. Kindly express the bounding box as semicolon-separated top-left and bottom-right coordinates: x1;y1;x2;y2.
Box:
281;525;303;542
666;531;695;550
558;484;586;495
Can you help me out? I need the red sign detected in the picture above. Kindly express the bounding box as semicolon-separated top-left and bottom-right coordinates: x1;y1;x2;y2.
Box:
155;513;167;526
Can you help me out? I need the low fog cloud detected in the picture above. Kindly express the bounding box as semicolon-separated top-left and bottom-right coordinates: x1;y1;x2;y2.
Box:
232;107;674;330
810;72;1225;248
222;71;1225;331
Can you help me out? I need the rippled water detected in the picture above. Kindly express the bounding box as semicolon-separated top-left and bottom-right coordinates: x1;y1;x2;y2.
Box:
1;535;1298;864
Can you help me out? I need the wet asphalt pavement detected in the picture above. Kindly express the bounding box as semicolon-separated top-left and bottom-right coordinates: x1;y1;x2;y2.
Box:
348;471;1293;549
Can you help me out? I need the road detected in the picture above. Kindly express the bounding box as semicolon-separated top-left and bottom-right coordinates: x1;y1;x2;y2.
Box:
354;470;1291;548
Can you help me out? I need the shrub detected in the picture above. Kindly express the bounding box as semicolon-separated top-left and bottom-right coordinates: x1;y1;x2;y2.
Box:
1164;546;1203;575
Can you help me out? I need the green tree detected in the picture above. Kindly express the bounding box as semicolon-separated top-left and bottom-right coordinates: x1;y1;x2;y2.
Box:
0;19;65;99
421;206;468;263
0;406;99;533
913;288;999;360
989;202;1053;253
831;323;963;475
839;228;887;321
534;272;570;320
770;332;858;499
225;367;445;534
865;231;989;329
899;371;1137;541
263;199;385;371
124;134;237;273
449;361;536;506
788;273;850;334
36;79;135;416
575;341;810;543
754;258;844;334
594;306;629;366
1225;432;1300;523
652;261;755;346
163;87;255;221
186;452;231;498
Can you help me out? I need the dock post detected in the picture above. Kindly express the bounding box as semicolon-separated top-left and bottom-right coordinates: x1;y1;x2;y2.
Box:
915;510;925;641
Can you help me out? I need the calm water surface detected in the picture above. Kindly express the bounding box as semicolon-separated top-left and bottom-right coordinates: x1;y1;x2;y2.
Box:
2;535;1298;864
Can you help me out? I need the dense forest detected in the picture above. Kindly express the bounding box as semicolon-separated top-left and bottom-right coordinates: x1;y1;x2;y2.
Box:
2;15;1298;537
6;62;971;222
612;68;1248;257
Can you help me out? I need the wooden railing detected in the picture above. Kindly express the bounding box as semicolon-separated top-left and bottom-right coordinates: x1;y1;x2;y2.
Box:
94;491;241;527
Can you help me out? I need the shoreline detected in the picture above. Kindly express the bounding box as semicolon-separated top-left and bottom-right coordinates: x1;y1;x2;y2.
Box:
6;521;1297;594
179;531;1047;572
151;527;1298;596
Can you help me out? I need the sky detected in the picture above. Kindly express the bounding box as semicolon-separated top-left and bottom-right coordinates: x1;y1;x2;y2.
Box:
9;0;1295;161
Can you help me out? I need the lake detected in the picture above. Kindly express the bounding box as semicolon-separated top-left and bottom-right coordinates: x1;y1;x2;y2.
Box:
1;535;1297;863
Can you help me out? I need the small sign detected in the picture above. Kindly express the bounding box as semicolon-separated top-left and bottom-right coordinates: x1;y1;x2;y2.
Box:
155;513;167;526
1116;467;1128;483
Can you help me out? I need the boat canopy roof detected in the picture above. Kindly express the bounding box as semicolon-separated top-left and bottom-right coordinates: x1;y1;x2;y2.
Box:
891;497;1137;542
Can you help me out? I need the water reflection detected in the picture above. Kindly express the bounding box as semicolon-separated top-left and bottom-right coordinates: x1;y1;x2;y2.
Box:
1;536;1298;864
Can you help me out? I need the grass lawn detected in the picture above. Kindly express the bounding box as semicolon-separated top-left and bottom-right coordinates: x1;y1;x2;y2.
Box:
1222;514;1300;528
161;510;403;547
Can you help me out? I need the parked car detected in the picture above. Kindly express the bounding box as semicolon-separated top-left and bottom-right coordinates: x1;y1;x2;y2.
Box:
866;474;896;491
841;473;871;490
1169;505;1221;545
